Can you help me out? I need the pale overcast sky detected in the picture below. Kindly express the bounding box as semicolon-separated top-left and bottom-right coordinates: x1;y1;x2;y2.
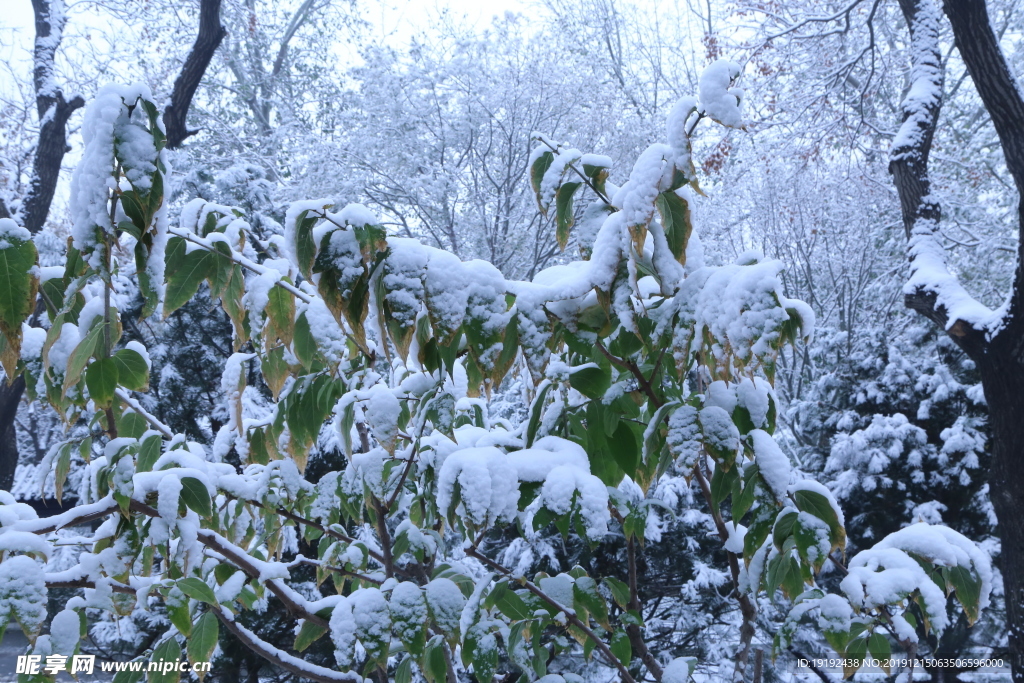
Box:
1;0;528;69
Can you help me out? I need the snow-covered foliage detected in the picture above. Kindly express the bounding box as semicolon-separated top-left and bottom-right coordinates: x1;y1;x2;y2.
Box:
0;48;992;683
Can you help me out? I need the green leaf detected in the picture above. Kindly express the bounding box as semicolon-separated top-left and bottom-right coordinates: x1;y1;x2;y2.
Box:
423;636;448;683
177;578;218;605
113;348;149;391
261;345;290;400
180;477;212;518
137;434;162;473
164;237;215;317
867;632;891;673
494;587;532;622
765;553;786;599
772;510;799;549
569;365;611;400
793;488;846;551
118;411;149;439
582;159;610;195
733;464;759;522
135;240;159;319
573;577;610;631
62;324;103;397
187;612;218;680
603;577;630;609
148;637;182;683
608;421;640;475
844;636;867;678
293;313;318;367
395;657;413;683
743;517;772;566
525;382;553;447
710;463;738;507
781;556;804;599
555;181;582;250
294;618;327;652
265;281;296;347
54;443;72;505
85;357;119;408
947;564;982;624
0;227;39;377
120;191;147;232
112;661;146;683
610;628;631;668
655;190;693;264
530;150;555;206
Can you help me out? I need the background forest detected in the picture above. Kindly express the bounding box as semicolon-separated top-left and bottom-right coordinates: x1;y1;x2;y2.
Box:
0;0;1017;681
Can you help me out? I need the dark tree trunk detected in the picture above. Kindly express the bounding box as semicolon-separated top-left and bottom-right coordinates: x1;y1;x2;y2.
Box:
942;1;1024;678
893;0;1024;679
163;0;228;149
0;377;23;492
23;0;84;235
977;345;1024;679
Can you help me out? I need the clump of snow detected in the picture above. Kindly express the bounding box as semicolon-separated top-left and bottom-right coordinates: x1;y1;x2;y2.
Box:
336;204;378;228
329;597;357;667
20;325;46;361
663;656;696;683
667;405;701;470
0;555;48;637
49;608;81;654
507;437;589;482
364;383;400;451
0;218;31;243
349;587;390;650
437;447;519;528
841;523;991;634
699;406;740;456
425;578;465;635
724;523;746;554
532;464;610;540
389;581;427;643
751;430;790;503
737;377;774;428
699;60;744;128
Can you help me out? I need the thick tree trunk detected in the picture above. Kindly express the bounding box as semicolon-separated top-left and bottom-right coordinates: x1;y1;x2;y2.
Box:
0;377;23;492
978;342;1024;679
163;0;227;149
892;0;1024;678
24;0;84;234
940;2;1024;678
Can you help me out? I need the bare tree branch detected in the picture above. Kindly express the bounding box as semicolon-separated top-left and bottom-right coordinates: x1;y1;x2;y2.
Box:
22;0;85;235
163;0;228;149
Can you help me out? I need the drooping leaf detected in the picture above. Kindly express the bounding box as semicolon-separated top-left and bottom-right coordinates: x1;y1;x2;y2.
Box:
112;348;149;391
148;637;182;683
0;225;39;378
655;190;693;264
85;357;119;408
177;578;218;605
180;478;212;518
187;612;218;681
555;181;582;250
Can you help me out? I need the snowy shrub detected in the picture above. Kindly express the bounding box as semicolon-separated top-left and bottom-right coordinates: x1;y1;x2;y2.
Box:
0;66;990;683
